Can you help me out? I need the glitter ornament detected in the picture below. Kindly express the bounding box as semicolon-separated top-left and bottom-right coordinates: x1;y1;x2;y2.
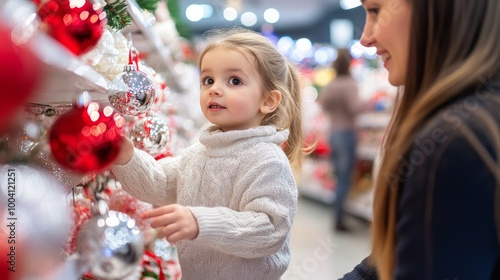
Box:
49;92;126;174
81;27;114;67
30;142;88;189
76;210;144;280
154;239;175;261
65;186;93;255
36;0;107;55
108;48;156;116
23;104;88;189
107;187;152;230
130;112;170;156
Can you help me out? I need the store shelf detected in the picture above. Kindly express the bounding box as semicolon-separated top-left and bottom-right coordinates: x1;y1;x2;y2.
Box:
0;0;109;105
356;112;391;129
299;184;373;221
20;0;188;105
299;183;335;205
357;146;379;161
298;156;374;221
125;0;184;93
345;194;373;221
27;32;109;105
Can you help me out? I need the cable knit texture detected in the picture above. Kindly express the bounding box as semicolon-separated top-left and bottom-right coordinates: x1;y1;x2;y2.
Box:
111;125;298;280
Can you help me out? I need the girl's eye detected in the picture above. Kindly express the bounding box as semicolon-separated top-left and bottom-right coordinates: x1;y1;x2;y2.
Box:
202;77;214;85
228;77;242;85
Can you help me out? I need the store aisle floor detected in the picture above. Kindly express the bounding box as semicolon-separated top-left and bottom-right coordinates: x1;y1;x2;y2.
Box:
283;197;372;280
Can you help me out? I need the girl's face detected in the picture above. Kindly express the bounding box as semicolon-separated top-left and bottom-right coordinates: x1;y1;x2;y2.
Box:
199;47;268;131
360;0;412;86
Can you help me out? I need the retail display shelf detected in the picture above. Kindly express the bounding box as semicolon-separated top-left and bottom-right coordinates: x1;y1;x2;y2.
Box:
299;183;373;221
357;146;379;161
28;32;109;105
299;183;335;205
26;0;186;104
357;112;391;129
125;0;184;93
345;195;373;221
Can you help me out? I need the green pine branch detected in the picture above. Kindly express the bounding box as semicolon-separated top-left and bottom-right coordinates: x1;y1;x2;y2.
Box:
104;0;132;30
136;0;161;13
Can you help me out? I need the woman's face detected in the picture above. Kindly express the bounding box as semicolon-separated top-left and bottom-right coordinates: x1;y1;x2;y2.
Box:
360;0;412;86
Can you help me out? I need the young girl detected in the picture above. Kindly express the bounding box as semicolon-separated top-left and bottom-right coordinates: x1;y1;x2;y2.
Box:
343;0;500;279
112;28;303;280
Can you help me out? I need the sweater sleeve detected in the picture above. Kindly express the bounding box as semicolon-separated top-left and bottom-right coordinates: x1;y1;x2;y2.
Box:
339;257;379;280
187;150;298;259
110;147;181;206
393;114;499;279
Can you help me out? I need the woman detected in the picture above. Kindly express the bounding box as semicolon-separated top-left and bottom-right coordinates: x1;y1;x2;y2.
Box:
317;48;362;232
343;0;500;279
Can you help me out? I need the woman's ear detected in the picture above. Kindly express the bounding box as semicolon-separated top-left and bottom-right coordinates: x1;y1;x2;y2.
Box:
260;90;282;114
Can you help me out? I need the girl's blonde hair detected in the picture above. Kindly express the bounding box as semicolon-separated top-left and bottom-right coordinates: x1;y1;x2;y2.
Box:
372;0;500;278
198;27;305;177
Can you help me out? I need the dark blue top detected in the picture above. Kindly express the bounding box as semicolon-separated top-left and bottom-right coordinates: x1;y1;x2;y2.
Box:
341;83;500;280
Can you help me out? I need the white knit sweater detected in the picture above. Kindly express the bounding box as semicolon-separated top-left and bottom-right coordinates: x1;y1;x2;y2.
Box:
111;125;298;280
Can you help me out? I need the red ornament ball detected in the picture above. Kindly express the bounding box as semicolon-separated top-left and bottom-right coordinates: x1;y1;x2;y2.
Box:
37;0;107;55
49;102;125;174
0;24;40;130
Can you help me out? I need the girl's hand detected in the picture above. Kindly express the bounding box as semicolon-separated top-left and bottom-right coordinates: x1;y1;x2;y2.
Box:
114;136;135;165
141;204;200;244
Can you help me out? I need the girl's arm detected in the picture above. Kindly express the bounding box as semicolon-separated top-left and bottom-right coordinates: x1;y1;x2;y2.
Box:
110;137;181;206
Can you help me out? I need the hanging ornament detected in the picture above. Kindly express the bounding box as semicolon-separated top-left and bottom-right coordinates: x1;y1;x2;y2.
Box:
76;209;144;280
130;111;170;156
143;242;182;280
65;185;93;255
49;92;126;174
0;23;40;131
107;186;152;230
0;164;72;278
36;0;107;55
108;46;156;116
153;239;175;262
23;104;89;189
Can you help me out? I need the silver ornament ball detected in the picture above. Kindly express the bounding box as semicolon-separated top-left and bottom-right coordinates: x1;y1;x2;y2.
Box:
108;66;156;116
130;112;170;156
76;210;144;279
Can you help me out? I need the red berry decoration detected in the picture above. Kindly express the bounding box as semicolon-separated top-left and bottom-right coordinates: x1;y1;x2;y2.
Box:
49;97;125;174
37;0;107;55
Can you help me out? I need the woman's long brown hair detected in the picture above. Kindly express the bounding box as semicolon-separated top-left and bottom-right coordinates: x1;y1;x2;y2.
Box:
371;0;500;279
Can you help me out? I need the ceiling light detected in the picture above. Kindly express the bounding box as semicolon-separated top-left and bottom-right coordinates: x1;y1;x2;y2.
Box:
186;4;203;22
223;7;238;21
241;12;257;27
263;8;279;24
277;36;294;54
200;4;213;18
296;38;312;52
